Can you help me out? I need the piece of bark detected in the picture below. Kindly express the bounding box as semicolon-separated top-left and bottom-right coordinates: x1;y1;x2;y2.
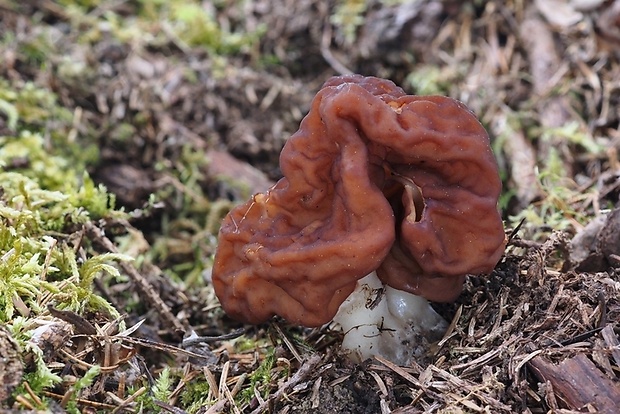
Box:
571;207;620;271
601;325;620;368
521;6;575;176
206;149;274;195
95;164;155;209
0;325;22;403
492;111;540;208
528;353;620;413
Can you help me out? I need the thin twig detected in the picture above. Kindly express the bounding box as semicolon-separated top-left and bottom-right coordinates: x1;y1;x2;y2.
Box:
249;354;322;414
84;221;187;337
320;22;353;75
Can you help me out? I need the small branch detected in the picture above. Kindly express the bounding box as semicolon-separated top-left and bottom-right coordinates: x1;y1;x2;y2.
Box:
528;353;620;412
321;22;353;75
84;221;187;338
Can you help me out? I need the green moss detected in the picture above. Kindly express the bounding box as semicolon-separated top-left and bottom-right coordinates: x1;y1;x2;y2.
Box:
149;144;233;285
406;65;450;96
55;0;264;55
64;365;101;414
56;0;103;9
0;80;70;130
238;348;276;405
508;148;596;239
180;379;212;413
8;318;62;408
0;96;18;130
128;367;175;413
0;171;129;319
0;74;133;409
331;0;367;44
155;0;265;54
152;367;174;403
331;0;408;44
405;63;469;96
540;121;604;155
0;80;99;182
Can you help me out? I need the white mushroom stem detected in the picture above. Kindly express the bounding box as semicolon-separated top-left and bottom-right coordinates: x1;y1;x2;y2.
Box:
333;272;448;365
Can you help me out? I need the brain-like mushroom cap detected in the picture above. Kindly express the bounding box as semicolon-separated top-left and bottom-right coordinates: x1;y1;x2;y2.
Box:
212;75;505;327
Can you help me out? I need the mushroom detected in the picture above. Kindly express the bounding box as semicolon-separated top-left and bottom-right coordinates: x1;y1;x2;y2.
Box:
212;75;505;364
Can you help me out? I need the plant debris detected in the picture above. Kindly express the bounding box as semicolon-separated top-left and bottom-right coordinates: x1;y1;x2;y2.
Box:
0;0;619;413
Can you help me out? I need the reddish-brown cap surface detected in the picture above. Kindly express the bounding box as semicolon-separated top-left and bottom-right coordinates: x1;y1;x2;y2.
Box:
212;75;505;327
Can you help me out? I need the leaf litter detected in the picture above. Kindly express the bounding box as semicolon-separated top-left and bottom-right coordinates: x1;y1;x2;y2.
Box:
0;0;619;412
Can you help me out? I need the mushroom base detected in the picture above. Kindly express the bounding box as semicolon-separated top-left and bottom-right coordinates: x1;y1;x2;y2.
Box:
333;272;448;365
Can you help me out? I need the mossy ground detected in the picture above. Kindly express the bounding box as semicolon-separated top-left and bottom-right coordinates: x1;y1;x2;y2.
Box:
0;0;619;412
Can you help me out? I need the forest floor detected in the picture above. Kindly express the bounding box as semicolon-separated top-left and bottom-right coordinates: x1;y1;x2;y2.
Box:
0;0;619;413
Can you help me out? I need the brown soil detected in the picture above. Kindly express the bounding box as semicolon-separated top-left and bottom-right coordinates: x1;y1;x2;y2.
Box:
1;0;619;413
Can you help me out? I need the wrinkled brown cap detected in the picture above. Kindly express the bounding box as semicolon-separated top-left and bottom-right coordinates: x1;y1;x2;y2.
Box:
212;75;505;327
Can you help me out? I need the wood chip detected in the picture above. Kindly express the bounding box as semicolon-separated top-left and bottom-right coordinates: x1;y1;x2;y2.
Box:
528;353;620;413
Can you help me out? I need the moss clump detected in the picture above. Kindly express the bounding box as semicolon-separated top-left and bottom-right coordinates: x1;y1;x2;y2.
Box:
0;79;99;187
0;74;129;410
